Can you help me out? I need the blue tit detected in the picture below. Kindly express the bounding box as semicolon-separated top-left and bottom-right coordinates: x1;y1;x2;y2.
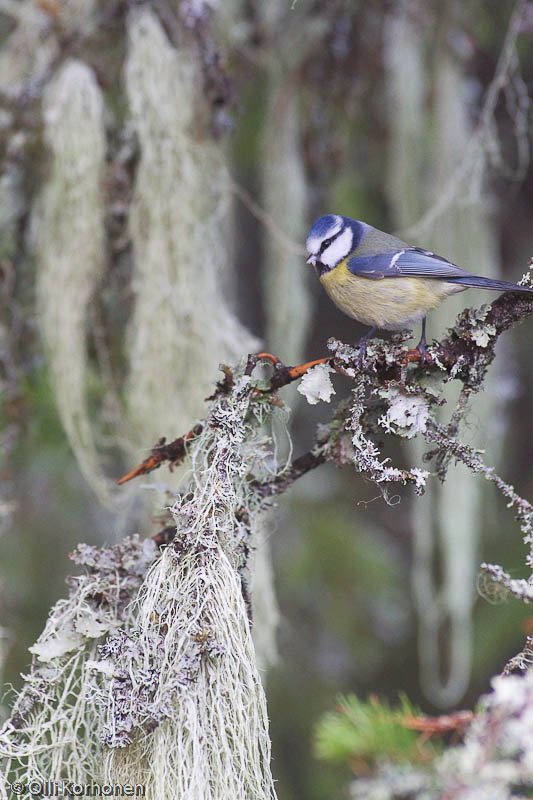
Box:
306;214;533;358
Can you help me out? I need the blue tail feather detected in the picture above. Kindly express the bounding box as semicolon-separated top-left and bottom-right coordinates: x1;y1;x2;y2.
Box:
446;275;533;292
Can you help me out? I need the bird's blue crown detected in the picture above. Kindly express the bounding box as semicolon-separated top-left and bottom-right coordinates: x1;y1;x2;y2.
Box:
307;215;341;241
306;215;365;260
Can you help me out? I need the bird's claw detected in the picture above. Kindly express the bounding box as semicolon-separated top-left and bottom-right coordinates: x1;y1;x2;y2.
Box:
355;326;377;364
417;342;429;365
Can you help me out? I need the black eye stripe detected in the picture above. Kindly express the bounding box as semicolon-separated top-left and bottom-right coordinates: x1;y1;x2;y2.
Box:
319;236;334;254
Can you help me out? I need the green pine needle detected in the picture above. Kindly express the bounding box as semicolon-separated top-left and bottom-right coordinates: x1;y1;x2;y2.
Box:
314;694;438;768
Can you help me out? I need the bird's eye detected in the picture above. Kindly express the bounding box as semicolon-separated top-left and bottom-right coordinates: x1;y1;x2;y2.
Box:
319;237;334;254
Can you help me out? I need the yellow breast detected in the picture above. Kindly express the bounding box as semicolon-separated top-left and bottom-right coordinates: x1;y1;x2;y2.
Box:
319;259;465;330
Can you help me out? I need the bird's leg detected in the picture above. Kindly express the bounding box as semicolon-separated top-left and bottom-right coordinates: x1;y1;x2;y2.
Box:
416;318;428;364
356;326;377;360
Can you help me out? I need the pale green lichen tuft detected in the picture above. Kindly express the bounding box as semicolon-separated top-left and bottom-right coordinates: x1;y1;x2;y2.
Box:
378;387;431;439
297;363;336;405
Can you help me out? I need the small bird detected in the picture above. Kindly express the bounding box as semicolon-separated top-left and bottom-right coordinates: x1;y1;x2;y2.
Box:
306;214;533;359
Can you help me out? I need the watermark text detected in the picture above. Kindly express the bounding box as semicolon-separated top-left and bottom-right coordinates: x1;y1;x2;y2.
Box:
10;779;145;797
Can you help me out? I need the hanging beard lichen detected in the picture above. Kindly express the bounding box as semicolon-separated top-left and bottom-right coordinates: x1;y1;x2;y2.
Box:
34;59;111;501
102;370;277;798
0;361;280;800
0;536;158;796
125;9;260;447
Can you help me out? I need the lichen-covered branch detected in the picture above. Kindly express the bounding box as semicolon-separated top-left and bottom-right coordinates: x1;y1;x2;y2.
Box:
3;281;533;798
118;272;533;507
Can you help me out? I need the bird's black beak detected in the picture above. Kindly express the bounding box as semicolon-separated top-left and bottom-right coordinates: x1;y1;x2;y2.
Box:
306;255;317;266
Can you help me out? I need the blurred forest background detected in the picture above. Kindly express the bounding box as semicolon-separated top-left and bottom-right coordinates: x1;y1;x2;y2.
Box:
1;0;533;797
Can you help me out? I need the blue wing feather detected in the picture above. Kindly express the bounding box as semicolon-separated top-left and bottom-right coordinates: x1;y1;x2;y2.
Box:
347;248;468;280
347;248;533;292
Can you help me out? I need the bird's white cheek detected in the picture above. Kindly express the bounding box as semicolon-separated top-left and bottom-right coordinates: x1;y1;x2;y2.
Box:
321;227;354;267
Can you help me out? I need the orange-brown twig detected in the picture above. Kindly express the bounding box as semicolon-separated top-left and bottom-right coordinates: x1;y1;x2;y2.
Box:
266;355;332;392
206;364;234;400
117;352;335;486
116;424;203;485
256;352;281;365
117;454;163;486
402;710;474;742
286;356;331;379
